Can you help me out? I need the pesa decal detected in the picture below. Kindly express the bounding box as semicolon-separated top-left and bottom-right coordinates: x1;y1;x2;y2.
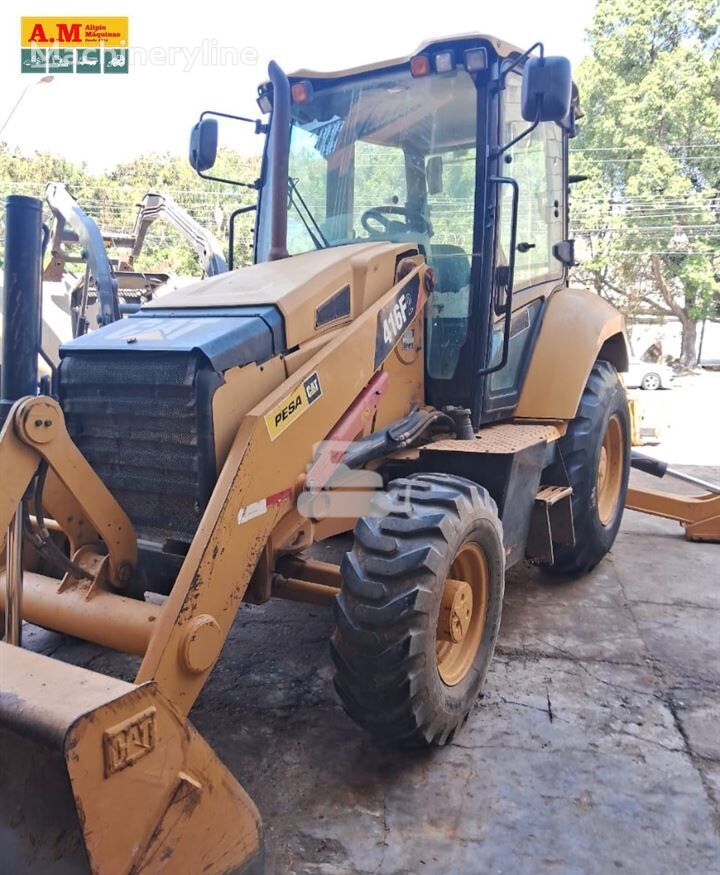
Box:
264;372;323;440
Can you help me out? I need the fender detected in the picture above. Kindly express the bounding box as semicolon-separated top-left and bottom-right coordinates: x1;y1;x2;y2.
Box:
515;287;629;421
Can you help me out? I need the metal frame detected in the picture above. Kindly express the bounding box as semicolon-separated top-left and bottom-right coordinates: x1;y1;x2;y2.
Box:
44;182;120;327
626;487;720;542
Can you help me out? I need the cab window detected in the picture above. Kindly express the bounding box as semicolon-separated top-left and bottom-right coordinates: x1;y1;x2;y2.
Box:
497;72;564;291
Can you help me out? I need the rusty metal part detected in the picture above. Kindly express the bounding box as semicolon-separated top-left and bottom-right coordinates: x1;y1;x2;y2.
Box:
279;556;342;588
526;485;574;565
272;576;339;606
0;569;158;655
626;487;720;543
271;554;344;606
424;422;564;455
4;501;23;645
0;643;264;875
0;396;136;588
436;542;489;687
597;413;624;526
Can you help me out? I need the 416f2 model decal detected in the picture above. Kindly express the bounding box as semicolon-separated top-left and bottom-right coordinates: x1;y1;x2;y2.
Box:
374;272;423;369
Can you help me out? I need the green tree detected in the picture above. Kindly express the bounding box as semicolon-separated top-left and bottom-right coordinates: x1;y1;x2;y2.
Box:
0;142;260;273
571;0;720;365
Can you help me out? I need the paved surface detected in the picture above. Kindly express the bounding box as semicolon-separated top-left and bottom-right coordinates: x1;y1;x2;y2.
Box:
21;462;720;875
629;370;720;466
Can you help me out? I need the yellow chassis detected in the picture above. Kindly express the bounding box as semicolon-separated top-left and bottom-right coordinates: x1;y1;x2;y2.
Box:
1;254;716;871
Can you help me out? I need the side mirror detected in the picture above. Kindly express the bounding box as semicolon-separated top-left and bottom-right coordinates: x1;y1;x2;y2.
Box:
189;118;218;172
426;156;443;196
521;56;572;123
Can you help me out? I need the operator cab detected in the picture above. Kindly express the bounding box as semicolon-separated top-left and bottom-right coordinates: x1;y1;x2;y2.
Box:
190;34;578;426
271;57;477;386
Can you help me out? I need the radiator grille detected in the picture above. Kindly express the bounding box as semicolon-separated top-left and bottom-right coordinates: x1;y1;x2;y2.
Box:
60;351;219;543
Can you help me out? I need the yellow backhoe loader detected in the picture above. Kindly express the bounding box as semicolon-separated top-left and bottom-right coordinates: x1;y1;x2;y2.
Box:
2;33;714;875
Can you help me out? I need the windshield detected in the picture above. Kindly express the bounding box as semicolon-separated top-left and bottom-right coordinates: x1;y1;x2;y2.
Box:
279;67;479;262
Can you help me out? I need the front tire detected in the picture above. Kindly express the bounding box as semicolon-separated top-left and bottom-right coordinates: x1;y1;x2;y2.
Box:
544;360;630;576
331;473;504;746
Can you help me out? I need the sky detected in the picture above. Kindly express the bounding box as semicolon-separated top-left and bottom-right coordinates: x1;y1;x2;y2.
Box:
1;0;596;170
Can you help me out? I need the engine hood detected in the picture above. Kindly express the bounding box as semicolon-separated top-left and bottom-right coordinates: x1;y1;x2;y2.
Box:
141;241;417;349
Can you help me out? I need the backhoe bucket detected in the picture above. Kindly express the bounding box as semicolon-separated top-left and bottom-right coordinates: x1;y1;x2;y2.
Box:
0;643;264;875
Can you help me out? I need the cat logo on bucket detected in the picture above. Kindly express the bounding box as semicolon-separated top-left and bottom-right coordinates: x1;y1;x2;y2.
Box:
265;372;323;440
103;706;157;777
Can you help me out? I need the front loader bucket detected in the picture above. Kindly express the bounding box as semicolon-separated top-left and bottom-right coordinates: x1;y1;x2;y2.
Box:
0;643;264;875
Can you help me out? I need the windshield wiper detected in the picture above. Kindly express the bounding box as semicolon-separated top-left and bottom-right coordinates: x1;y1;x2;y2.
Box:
288;178;329;249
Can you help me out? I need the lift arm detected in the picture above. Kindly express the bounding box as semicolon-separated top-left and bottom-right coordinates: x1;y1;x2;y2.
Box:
136;260;430;711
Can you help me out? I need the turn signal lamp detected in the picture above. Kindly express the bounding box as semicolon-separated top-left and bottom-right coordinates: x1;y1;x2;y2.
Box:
410;55;431;77
291;80;313;103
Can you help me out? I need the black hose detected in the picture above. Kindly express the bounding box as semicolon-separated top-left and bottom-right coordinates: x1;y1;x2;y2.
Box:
341;408;456;472
24;463;92;580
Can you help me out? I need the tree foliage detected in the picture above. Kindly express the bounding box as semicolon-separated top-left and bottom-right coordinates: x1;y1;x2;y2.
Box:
571;0;720;364
0;143;259;275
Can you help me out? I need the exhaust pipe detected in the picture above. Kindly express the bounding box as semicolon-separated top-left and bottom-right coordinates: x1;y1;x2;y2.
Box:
1;194;43;425
1;194;43;646
267;60;291;261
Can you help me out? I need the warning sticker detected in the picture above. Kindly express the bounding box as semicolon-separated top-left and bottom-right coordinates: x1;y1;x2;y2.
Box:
264;372;322;441
237;488;292;525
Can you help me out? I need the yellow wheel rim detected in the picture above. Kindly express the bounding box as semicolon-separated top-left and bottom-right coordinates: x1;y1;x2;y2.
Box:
436;541;489;687
597;413;623;526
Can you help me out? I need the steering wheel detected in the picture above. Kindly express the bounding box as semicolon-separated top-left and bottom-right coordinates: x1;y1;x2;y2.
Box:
361;205;432;237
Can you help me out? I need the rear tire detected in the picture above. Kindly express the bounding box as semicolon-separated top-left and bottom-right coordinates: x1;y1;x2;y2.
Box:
331;473;504;746
544;360;630;576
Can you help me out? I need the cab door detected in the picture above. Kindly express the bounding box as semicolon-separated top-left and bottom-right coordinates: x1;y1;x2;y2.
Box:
481;71;567;422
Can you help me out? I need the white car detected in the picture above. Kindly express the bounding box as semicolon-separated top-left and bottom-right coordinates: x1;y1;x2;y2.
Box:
625;359;674;391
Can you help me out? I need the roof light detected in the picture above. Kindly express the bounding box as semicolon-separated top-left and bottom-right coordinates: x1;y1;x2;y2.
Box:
291;80;313;103
434;51;454;74
410;54;430;77
464;47;488;73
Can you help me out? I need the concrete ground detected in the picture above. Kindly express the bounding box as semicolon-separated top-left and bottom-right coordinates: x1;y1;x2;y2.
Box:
17;376;720;874
20;464;719;875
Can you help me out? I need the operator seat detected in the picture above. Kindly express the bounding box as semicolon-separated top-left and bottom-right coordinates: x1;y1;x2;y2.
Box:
427;243;471;294
425;243;472;380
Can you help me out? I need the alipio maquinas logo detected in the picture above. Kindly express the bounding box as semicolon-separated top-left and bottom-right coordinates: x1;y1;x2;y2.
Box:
21;17;129;74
